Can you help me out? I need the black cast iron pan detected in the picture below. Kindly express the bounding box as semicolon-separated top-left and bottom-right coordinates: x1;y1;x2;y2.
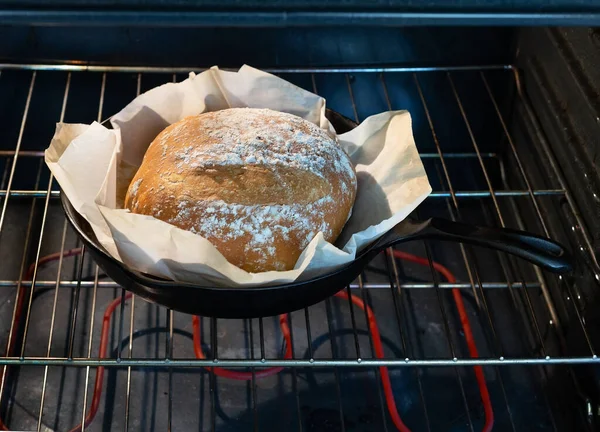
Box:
61;109;572;318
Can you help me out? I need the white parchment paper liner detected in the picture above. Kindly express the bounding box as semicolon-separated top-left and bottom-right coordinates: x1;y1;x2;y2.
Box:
46;65;431;287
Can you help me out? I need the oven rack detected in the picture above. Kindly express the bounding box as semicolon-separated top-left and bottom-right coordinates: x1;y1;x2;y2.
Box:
0;62;597;430
0;63;597;365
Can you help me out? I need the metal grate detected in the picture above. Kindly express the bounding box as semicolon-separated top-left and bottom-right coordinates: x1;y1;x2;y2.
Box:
0;63;597;431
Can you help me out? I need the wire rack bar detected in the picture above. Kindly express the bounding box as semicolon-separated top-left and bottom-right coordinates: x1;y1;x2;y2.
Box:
486;68;567;357
314;71;347;432
0;72;35;235
325;297;347;432
20;74;70;357
0;63;514;74
123;73;142;432
166;308;174;431
79;72;107;432
357;275;393;432
380;73;484;430
34;72;72;432
447;71;548;430
412;69;519;429
0;164;43;417
0;356;598;367
0;281;543;289
0;189;567;199
80;266;100;432
0;72;40;420
346;76;434;430
385;250;431;428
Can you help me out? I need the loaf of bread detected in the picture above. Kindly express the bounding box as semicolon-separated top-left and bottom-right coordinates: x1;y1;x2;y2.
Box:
124;108;357;273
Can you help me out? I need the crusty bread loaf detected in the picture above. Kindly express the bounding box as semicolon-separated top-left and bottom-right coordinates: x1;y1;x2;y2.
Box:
124;108;357;273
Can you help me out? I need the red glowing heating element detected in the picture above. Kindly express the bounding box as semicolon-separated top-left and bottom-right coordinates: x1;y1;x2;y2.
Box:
0;248;493;432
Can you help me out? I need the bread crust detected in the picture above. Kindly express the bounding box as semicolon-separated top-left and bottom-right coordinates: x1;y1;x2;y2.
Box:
125;108;357;272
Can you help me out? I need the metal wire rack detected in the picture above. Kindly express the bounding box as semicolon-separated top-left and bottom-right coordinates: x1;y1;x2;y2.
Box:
0;63;597;431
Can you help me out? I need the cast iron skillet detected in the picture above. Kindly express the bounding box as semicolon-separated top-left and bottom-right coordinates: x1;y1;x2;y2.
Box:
61;109;572;318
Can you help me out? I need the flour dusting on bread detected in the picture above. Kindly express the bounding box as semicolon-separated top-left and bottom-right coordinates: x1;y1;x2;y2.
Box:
125;108;357;273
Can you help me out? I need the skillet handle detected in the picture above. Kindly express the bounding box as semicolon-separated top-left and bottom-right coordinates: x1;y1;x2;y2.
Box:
382;217;572;274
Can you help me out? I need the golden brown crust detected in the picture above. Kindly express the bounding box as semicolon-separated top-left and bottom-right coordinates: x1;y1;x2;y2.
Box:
125;108;357;273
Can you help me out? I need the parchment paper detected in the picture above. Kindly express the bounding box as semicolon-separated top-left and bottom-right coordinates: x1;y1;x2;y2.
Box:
45;65;431;287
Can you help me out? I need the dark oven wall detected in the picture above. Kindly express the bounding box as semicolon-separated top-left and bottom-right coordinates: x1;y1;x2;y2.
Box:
0;26;515;68
515;28;600;421
516;27;600;267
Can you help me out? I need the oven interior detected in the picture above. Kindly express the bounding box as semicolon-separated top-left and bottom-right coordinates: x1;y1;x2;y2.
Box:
0;22;599;431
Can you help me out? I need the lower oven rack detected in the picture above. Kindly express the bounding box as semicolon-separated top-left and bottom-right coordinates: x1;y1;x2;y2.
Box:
0;63;597;431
